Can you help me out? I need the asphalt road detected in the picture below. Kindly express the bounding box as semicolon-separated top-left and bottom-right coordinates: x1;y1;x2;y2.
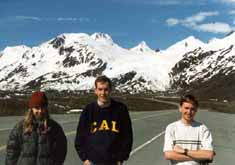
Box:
0;109;235;165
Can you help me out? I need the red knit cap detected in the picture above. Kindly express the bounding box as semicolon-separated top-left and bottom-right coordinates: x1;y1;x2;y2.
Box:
28;91;48;108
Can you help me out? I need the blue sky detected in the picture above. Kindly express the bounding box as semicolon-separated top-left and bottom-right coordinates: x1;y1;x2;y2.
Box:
0;0;235;50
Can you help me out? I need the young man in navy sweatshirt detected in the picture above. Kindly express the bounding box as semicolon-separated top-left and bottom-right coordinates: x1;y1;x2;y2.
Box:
75;75;133;165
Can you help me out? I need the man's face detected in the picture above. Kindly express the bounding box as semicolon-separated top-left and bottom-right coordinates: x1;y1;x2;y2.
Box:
32;106;46;120
95;81;111;104
179;102;197;124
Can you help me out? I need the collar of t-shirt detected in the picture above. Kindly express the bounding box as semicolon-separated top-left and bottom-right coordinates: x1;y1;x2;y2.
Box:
179;119;197;127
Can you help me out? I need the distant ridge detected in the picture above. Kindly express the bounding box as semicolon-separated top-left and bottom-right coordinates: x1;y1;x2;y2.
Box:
0;32;234;99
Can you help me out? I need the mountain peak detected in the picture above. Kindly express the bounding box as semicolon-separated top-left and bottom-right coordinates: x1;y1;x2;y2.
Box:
181;36;203;45
166;36;205;51
130;41;153;52
139;41;148;47
49;33;90;48
91;33;113;42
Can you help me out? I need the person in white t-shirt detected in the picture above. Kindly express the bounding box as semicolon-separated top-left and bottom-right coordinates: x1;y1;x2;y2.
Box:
163;94;215;165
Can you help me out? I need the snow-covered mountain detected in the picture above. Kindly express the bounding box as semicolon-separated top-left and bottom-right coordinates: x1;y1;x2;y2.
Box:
161;36;206;72
130;41;157;54
0;32;234;96
0;33;171;92
170;31;235;99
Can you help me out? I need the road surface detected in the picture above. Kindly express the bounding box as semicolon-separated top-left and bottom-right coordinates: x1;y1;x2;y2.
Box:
0;108;235;164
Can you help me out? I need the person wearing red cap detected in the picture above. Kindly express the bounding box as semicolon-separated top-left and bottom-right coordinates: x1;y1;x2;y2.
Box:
6;91;67;165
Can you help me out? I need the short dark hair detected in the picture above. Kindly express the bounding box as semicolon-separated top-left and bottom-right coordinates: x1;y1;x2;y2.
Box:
180;94;198;108
95;75;112;89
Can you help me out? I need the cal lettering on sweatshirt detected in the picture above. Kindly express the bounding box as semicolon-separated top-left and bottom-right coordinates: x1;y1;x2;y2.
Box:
91;120;120;133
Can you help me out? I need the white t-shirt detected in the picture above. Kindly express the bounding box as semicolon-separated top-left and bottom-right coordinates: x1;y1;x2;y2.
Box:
163;120;214;165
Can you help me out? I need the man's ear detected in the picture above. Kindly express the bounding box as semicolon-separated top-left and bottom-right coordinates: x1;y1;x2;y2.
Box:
179;106;182;112
94;88;97;95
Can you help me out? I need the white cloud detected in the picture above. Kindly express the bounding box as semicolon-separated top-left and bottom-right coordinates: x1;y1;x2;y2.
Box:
146;0;181;5
123;0;207;5
166;18;179;26
57;18;77;21
194;22;232;33
219;0;235;3
165;11;233;33
183;12;219;24
166;11;219;27
120;0;181;5
228;10;235;14
78;17;91;22
14;16;91;23
56;17;90;22
15;16;41;21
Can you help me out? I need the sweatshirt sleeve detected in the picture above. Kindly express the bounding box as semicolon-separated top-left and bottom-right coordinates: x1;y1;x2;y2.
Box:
117;105;133;161
74;107;89;161
5;122;22;165
52;123;67;164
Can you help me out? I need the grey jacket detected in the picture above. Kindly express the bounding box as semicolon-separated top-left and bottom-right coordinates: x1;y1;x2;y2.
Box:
5;118;67;165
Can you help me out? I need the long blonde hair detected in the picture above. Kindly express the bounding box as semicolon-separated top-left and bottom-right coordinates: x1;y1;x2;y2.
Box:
23;108;50;134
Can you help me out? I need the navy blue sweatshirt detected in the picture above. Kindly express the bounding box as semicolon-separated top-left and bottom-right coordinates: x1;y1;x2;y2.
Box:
75;99;133;164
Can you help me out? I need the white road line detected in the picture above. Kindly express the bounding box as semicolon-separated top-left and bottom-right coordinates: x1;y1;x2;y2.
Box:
60;120;78;124
0;128;11;131
0;145;6;151
130;131;165;156
65;131;76;136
